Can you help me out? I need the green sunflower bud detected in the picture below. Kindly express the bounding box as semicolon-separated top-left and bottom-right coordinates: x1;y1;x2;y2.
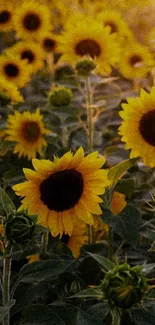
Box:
0;92;11;106
76;58;96;76
5;212;36;244
101;263;149;309
48;86;73;108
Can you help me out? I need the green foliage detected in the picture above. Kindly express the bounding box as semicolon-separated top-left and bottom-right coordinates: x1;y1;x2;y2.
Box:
0;187;16;216
108;158;137;187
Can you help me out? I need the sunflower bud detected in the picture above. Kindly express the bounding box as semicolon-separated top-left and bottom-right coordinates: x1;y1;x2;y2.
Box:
48;86;72;108
101;263;148;309
0;92;11;106
5;212;36;244
76;58;96;76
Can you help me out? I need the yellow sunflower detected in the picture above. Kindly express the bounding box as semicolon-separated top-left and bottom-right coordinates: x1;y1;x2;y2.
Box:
13;1;52;39
57;14;120;76
0;2;14;32
0;54;31;88
8;41;45;73
12;147;110;237
0;77;24;104
61;219;88;258
119;42;154;80
39;32;58;54
6;109;50;160
110;191;127;215
118;87;155;167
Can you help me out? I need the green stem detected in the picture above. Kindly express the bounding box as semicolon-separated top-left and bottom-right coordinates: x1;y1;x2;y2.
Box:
108;226;113;261
2;253;12;325
111;309;121;325
42;231;49;254
85;77;94;244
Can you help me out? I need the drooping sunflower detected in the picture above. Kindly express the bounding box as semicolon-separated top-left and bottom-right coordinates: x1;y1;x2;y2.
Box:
39;32;58;54
0;2;14;32
8;41;45;73
0;77;24;104
118;87;155;167
13;1;52;39
119;42;154;80
61;219;88;258
0;54;31;88
57;14;120;75
6;109;50;160
13;147;110;237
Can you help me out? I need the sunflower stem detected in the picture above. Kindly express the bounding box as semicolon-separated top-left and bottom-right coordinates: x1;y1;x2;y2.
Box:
2;249;12;325
42;230;49;254
85;76;94;244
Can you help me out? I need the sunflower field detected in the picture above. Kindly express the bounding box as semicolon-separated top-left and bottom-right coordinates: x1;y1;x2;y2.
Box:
1;0;155;324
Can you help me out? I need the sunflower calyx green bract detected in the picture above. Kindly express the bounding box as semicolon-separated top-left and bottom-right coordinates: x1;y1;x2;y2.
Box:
101;263;149;309
48;85;73;108
5;211;36;244
76;58;96;76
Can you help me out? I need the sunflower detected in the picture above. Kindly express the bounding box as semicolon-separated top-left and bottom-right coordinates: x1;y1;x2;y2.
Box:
6;109;50;160
9;41;45;73
0;54;31;88
97;10;130;38
118;87;155;167
0;2;14;32
61;219;88;258
119;42;154;80
110;191;127;215
12;147;110;237
0;77;24;104
57;14;120;75
39;32;58;54
14;1;52;39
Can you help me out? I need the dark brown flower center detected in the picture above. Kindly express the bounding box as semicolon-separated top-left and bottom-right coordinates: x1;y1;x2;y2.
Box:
22;121;41;142
105;21;117;33
43;38;56;52
61;234;70;244
139;109;155;146
21;50;35;63
0;10;11;24
40;169;84;212
75;39;101;58
130;55;142;67
4;63;19;77
23;12;41;31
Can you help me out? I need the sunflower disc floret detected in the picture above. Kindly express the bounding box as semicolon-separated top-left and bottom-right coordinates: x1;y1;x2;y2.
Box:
101;263;148;309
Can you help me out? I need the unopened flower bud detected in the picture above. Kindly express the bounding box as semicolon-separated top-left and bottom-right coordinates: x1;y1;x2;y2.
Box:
48;86;72;107
76;58;96;76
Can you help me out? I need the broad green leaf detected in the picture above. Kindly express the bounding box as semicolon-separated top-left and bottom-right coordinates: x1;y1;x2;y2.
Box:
115;178;135;198
0;187;16;216
108;158;137;186
0;300;16;322
69;288;103;299
110;205;141;245
21;304;65;325
19;257;75;283
87;252;114;270
76;309;104;325
133;305;155;325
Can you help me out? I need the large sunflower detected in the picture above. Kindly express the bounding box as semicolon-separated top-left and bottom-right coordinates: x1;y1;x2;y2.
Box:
118;87;155;167
0;2;14;32
14;1;52;39
13;147;110;237
6;109;50;160
61;219;88;258
9;41;45;73
0;77;24;104
0;54;31;88
57;14;120;75
119;42;154;80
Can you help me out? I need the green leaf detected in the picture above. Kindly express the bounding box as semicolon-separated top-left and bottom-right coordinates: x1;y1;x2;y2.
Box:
76;309;104;325
21;304;66;325
87;252;114;270
19;256;75;283
108;158;137;186
0;300;16;322
133;304;155;325
110;205;141;245
115;178;135;198
69;287;103;299
0;187;16;216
